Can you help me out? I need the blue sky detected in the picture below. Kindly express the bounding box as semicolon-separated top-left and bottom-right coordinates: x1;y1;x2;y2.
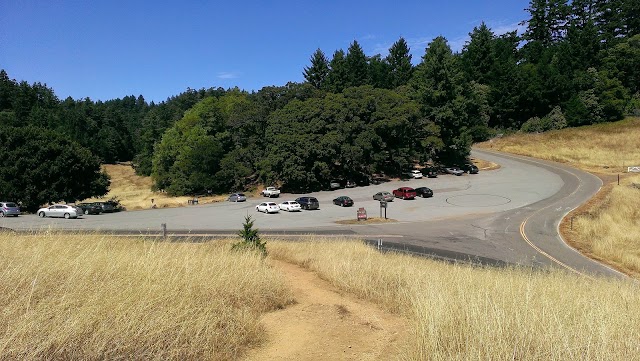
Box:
0;1;528;103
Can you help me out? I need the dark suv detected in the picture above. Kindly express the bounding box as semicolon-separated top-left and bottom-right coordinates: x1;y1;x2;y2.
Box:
295;196;320;210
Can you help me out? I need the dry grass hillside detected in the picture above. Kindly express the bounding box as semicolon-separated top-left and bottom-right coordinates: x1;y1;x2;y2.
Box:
477;117;640;277
84;164;228;210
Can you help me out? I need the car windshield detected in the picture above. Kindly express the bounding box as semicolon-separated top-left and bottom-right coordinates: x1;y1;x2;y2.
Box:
267;203;277;206
309;198;318;202
238;193;245;196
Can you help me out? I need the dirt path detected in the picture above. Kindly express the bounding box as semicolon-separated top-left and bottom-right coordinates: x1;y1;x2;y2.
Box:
243;260;410;361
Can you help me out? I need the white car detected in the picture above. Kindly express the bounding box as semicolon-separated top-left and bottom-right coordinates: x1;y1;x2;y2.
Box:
279;201;301;212
256;202;280;214
37;204;83;219
409;170;423;179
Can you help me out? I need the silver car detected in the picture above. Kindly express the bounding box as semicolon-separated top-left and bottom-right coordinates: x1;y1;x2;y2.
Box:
228;193;247;202
372;191;394;202
445;167;464;176
0;201;21;217
37;204;83;219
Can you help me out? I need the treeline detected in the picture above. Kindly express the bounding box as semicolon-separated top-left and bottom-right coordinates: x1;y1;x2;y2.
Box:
1;0;639;201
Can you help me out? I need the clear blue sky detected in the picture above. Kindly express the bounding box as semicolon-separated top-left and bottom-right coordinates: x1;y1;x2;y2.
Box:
0;0;529;103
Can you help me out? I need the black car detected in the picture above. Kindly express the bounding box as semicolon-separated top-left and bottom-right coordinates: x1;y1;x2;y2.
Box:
295;196;320;210
77;202;103;215
332;196;354;207
93;201;115;213
462;163;479;174
422;167;438;178
414;187;434;198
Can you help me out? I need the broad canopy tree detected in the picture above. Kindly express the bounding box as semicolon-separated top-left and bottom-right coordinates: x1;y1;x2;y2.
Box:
0;126;109;212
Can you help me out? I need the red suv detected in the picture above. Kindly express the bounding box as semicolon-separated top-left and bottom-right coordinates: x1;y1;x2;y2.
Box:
392;187;417;200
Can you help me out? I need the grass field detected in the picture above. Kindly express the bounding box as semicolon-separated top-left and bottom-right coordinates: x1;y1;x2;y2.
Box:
2;234;638;360
477;117;640;277
268;240;640;360
0;233;292;360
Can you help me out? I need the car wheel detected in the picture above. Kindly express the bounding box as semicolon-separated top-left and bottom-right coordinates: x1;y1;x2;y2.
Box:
64;213;70;219
38;211;45;218
84;209;89;215
0;211;4;217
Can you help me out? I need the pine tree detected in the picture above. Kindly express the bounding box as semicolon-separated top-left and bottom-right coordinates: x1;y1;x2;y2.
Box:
345;40;369;87
303;48;330;89
325;49;349;93
386;37;414;88
461;22;495;84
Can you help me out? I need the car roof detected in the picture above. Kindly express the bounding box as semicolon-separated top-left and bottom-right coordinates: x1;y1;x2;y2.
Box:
398;187;414;190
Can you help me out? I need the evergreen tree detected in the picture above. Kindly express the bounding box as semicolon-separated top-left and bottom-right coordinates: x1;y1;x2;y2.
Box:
325;49;349;93
345;40;369;87
461;22;496;84
386;37;414;88
303;48;330;89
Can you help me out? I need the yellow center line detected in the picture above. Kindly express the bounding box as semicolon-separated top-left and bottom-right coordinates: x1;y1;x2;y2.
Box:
520;217;593;279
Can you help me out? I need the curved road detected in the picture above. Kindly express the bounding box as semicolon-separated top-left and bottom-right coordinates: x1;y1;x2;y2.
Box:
1;149;624;278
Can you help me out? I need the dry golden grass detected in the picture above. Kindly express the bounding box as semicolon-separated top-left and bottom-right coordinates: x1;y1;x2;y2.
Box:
268;239;640;360
0;232;292;360
477;117;640;277
564;174;640;277
84;164;227;210
477;117;640;174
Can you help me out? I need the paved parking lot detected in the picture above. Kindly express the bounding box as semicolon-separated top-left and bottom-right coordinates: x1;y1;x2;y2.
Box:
1;151;563;233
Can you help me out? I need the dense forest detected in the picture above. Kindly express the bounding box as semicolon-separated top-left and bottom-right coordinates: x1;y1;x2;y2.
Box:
1;0;639;209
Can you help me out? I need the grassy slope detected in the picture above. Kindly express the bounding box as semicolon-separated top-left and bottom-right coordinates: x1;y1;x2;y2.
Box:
84;164;228;210
477;117;640;277
0;233;292;359
269;239;640;360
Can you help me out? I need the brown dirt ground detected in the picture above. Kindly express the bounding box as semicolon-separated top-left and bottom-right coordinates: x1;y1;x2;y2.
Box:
242;259;410;361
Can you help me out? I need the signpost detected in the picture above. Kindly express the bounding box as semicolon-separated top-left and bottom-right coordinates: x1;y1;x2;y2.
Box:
379;201;387;219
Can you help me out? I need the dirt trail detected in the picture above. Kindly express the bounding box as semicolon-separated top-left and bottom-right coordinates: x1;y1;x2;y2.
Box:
243;260;410;361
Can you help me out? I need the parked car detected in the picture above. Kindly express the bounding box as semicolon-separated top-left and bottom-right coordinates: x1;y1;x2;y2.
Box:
0;201;20;217
228;193;247;202
405;170;423;179
260;187;281;198
414;187;434;198
295;196;320;210
77;202;103;215
445;167;464;176
345;180;356;188
93;201;116;213
37;204;83;219
461;163;479;174
333;196;354;207
329;180;342;190
372;191;394;202
279;200;301;212
422;167;438;178
392;187;417;200
256;202;280;214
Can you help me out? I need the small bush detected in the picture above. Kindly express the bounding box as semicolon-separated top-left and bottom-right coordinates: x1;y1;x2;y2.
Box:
233;215;267;256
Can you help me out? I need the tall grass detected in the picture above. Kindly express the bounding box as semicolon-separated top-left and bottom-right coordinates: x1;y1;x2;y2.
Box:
568;174;640;277
269;239;640;360
0;232;292;360
478;117;640;173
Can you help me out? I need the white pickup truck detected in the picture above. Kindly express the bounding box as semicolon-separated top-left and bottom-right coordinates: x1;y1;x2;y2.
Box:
260;186;281;198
